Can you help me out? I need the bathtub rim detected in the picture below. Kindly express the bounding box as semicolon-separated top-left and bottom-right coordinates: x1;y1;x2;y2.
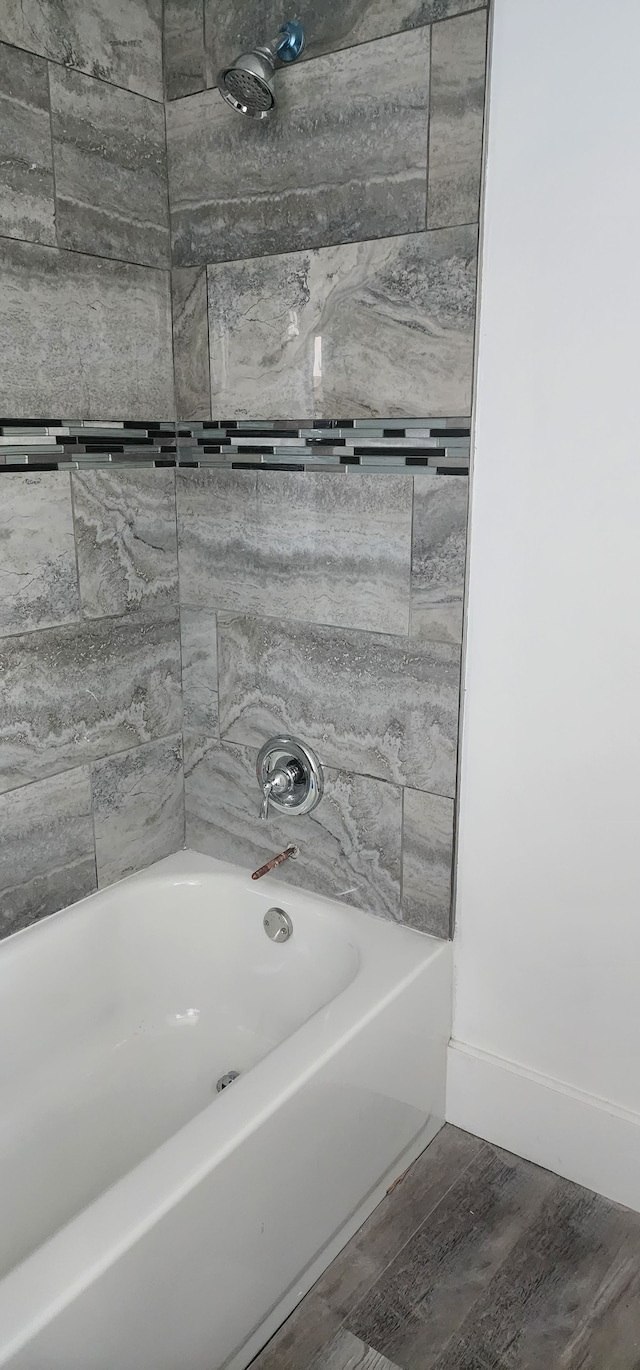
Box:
0;849;449;1364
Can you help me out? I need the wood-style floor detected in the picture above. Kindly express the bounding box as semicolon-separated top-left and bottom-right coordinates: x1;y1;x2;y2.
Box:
250;1125;640;1370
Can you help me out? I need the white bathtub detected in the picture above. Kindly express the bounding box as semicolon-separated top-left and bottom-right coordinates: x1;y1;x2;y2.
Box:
0;850;451;1370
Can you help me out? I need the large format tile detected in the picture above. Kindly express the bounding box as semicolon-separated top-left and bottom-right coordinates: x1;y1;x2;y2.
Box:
177;470;412;634
411;475;468;644
92;735;184;886
401;789;453;937
0;768;96;939
0;474;79;635
345;1146;558;1364
181;608;219;735
50;67;169;268
205;0;485;77
172;267;211;419
72;470;178;619
428;9;488;229
185;736;402;919
177;469;259;612
168;27;430;266
0;239;174;419
0;42;55;245
207;228;477;418
0;609;181;793
0;0;163;100
165;0;206;99
217;614;461;795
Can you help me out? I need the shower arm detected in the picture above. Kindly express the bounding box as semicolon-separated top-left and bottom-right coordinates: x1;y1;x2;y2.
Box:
258;20;305;68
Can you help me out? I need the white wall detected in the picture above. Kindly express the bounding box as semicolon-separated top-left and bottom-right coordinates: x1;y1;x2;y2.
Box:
448;0;640;1208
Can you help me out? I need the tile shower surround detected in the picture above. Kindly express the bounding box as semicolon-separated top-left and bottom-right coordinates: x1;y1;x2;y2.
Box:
166;7;487;422
0;466;468;943
0;3;485;425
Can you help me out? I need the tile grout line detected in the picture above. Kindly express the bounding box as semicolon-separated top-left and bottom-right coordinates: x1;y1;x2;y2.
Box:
163;4;489;109
0;226;172;276
0;35;165;103
44;61;59;248
173;221;480;272
67;467;84;618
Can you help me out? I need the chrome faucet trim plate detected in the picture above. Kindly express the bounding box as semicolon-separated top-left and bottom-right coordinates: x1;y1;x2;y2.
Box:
256;736;323;820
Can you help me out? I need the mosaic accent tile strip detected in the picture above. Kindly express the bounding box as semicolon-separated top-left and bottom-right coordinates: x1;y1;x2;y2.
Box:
0;419;470;473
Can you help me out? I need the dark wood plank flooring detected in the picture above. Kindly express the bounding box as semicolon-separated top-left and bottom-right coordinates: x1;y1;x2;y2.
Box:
250;1125;640;1370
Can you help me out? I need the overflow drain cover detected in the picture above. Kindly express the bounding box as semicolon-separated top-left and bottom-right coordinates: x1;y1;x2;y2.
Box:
216;1070;240;1093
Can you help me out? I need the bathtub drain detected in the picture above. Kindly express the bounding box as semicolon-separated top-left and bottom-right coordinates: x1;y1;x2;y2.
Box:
216;1070;240;1093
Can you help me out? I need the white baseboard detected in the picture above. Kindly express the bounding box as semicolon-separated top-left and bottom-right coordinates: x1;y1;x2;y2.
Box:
446;1040;640;1213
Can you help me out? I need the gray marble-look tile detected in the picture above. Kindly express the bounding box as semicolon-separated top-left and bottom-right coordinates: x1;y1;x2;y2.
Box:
180;607;218;734
205;0;485;78
428;9;488;230
314;1126;485;1320
345;1145;559;1365
176;470;412;635
0;0;163;100
169;26;430;267
310;1329;403;1370
411;475;468;645
172;267;211;419
0;473;79;635
177;469;259;614
185;736;402;919
72;470;178;619
165;0;205;99
0;609;181;793
0;41;55;246
207;228;477;419
92;735;184;886
217;613;461;795
0;767;96;939
0;238;174;419
401;788;453;938
49;66;169;268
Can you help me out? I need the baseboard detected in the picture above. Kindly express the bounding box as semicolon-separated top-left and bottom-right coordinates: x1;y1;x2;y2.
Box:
446;1040;640;1213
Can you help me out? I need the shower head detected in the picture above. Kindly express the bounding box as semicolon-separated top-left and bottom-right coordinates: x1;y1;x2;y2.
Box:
218;20;305;119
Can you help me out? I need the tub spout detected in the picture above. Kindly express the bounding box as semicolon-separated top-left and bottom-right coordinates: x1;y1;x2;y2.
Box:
251;845;299;880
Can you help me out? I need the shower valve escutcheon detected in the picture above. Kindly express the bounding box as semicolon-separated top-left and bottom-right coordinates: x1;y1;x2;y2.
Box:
256;737;323;820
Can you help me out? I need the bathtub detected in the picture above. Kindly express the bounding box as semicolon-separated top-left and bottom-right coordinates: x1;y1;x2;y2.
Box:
0;850;451;1370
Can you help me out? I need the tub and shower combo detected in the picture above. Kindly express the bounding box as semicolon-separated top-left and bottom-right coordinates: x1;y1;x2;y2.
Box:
0;737;452;1369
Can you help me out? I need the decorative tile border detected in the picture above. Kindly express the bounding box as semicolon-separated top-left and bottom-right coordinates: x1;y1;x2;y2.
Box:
0;419;470;474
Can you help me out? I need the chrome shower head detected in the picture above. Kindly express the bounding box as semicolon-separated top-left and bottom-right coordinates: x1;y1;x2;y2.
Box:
218;20;305;119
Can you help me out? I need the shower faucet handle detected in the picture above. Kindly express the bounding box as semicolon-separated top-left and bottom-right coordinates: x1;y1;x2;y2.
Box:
256;737;323;820
259;765;297;820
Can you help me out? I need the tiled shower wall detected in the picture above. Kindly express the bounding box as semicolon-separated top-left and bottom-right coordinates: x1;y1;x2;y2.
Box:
0;1;174;419
179;467;467;938
0;465;466;940
0;470;183;940
0;0;485;942
166;0;487;419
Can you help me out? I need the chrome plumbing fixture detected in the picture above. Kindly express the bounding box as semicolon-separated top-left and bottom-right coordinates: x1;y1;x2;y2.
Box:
217;20;305;119
256;736;323;820
216;1070;240;1092
263;907;294;943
